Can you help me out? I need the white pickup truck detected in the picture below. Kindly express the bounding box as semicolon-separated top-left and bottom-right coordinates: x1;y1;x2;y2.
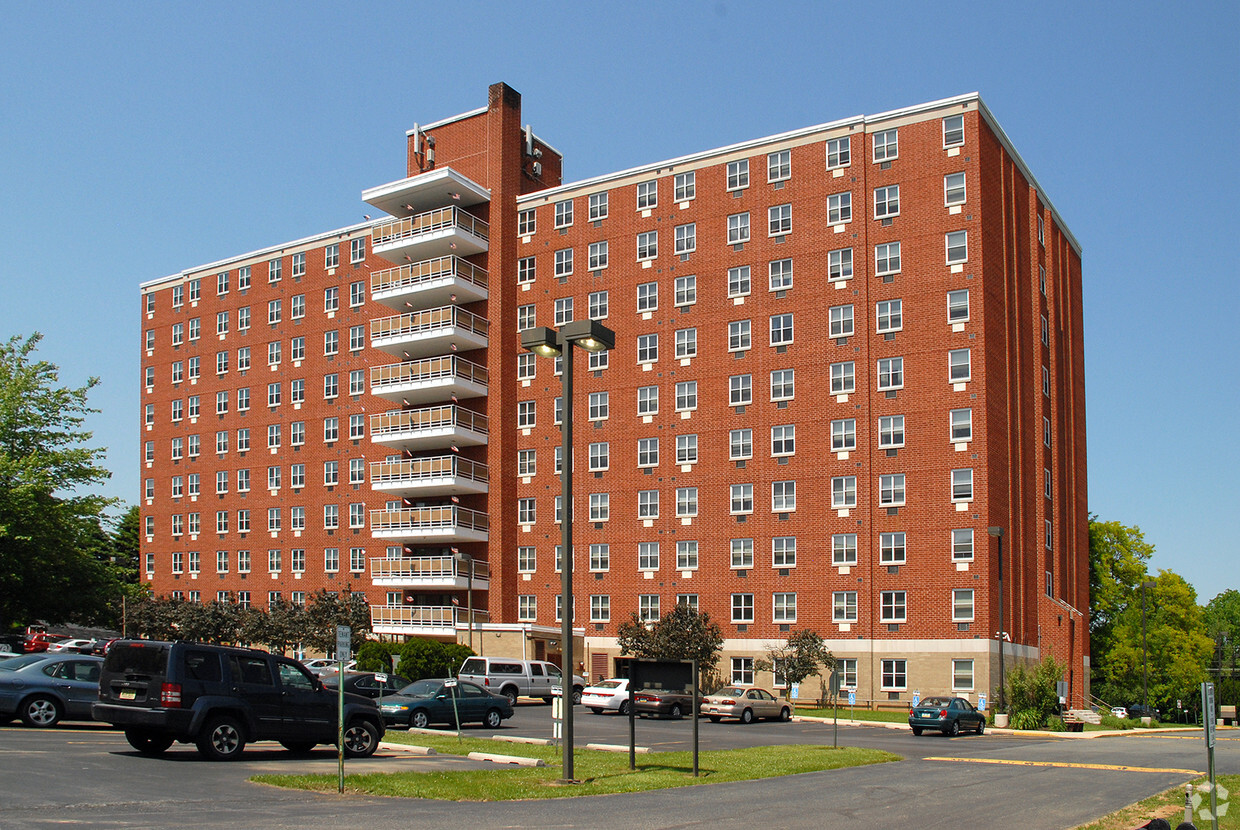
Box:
458;657;586;705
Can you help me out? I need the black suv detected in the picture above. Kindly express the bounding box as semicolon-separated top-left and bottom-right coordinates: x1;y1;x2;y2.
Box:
92;640;384;760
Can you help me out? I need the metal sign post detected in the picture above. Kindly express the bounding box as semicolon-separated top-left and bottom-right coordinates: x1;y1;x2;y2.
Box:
1202;682;1218;830
829;670;841;748
445;678;461;740
335;625;351;795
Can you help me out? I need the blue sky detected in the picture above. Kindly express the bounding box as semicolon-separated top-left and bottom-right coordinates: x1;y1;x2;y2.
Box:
0;1;1235;601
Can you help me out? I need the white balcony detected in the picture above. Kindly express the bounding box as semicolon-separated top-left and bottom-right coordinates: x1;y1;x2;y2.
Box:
363;167;489;218
371;206;488;265
370;505;489;543
369;555;490;589
370;405;488;452
370;456;488;497
370;355;487;404
370;604;490;638
371;256;488;310
370;306;489;359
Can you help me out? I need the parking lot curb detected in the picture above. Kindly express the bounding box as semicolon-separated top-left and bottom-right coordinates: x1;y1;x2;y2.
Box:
493;735;553;745
468;751;546;766
380;741;436;755
586;742;651;754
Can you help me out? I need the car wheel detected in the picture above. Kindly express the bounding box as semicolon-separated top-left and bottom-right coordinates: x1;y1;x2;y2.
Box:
196;716;246;761
976;719;985;735
572;687;583;705
125;729;174;755
670;703;683;719
342;720;379;758
410;710;430;729
945;720;960;737
280;740;317;754
779;706;792;722
484;708;503;728
590;707;603;714
618;700;631;716
912;726;923;736
20;695;61;728
740;708;754;724
502;687;519;706
708;715;722;723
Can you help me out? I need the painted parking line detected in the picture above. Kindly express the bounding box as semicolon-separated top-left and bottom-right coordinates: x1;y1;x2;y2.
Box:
923;756;1202;775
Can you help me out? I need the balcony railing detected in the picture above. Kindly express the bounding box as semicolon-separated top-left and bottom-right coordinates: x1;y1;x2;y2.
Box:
370;355;488;392
371;256;488;296
370;456;488;486
371;306;489;342
372;206;489;248
370;505;489;534
370;405;489;440
369;555;491;583
370;604;490;632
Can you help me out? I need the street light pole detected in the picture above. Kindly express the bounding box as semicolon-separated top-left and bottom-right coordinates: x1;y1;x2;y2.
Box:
521;320;614;785
988;526;1005;712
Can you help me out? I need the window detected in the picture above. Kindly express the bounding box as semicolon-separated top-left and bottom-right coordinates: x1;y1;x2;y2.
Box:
579;243;606;275
949;348;971;382
589;595;610;623
951;528;975;561
636;180;657;210
554;199;573;228
588;493;609;521
638;542;659;571
1042;314;1049;345
950;658;974;692
952;468;974;502
727;212;750;244
768;204;791;236
517;208;535;236
1046;519;1054;551
730;483;753;514
637;385;658;416
638;489;659;518
876;300;903;333
171;285;184;308
636;281;658;312
637;333;658;364
676;487;698;517
583;543;609;573
828;304;853;338
677;540;698;570
831;533;857;566
674;380;697;411
770;313;793;346
953;589;975;622
323;330;338;356
517;400;536;429
763;371;792;404
731;593;754;623
881;590;907;623
771;424;795;456
827;192;851;224
636;231;658;261
237;306;251;332
674;223;696;254
950;408;973;442
267;341;281;367
349;370;364;396
882;659;907;690
1038;214;1046;245
349;458;364;484
516;304;535;332
828;247;853;281
943;114;965;147
517;498;535;525
1044;416;1052;447
729;374;752;406
289;463;305;488
639;595;660;622
674;171;695;202
187;279;201;302
877;357;904;390
187;357;201;381
830;361;855;395
879;474;906;506
874;184;900;219
676;433;698;464
880;532;907;564
347;237;365;266
215;351;228;375
772;480;796;512
773;593;797;623
267;299;282;326
728;320;752;352
323;373;339;400
948;289;970;322
1045;468;1053;500
833;591;858;622
872;129;898;162
588;192;608;220
874;415;903;449
767;149;791;182
267;382;282;408
349;325;364;352
768;259;793;291
874;241;901;276
323;417;338;442
588;442;609;471
584;390;608;421
726;159;749;191
831;419;855;452
731;657;754;685
944;172;966;205
728;266;751;298
554;249;573;279
832;476;857;509
826;136;851;169
349;414;364;440
946;230;968;264
772;536;796;568
675;275;697;306
729;429;752;460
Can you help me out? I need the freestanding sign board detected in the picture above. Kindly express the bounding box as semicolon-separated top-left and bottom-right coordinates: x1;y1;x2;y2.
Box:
628;660;698;775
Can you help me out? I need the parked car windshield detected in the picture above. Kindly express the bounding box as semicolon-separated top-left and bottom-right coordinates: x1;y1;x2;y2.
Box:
397;680;443;698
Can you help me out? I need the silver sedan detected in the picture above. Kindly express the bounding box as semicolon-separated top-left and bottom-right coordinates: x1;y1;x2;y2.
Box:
700;686;792;724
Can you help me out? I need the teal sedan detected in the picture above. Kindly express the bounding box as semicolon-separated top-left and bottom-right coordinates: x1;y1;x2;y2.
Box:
379;678;513;730
908;696;986;736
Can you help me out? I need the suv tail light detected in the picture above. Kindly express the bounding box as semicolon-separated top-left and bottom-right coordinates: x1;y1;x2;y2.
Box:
161;682;182;708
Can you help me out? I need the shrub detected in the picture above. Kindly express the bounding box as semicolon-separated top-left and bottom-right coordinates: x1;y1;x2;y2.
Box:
396;638;475;680
1003;655;1066;728
356;641;394;673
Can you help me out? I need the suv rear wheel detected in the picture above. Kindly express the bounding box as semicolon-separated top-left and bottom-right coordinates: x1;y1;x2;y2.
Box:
342;720;379;758
125;728;174;755
196;715;246;761
502;686;519;706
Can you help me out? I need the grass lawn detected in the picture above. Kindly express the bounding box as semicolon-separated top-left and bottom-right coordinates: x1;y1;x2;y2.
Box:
1071;774;1236;829
252;733;899;800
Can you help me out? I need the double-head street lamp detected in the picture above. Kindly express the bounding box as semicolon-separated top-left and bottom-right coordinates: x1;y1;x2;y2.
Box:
987;526;1005;712
521;319;615;784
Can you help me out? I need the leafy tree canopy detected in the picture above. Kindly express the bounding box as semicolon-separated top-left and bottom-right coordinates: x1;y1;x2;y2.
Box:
754;629;835;700
616;604;724;673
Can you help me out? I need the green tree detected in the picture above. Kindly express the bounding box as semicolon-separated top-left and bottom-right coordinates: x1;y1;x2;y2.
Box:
110;504;141;578
1089;516;1155;662
396;638;473;680
0;333;123;630
616;604;724;679
301;588;372;654
1204;590;1240;705
754;630;835;700
241;598;305;654
1005;655;1067;729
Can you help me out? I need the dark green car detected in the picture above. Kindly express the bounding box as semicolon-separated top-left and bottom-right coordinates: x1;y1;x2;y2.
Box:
908;696;986;736
379;678;513;730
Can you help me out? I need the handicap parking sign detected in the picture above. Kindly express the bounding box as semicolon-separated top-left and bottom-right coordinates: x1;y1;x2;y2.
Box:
848;690;856;706
912;690;921;706
978;693;987;711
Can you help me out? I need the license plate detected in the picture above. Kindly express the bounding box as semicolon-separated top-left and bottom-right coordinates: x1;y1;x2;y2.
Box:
119;689;136;700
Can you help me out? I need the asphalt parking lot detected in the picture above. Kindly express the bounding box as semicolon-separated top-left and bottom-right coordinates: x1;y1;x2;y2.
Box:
1;708;1235;830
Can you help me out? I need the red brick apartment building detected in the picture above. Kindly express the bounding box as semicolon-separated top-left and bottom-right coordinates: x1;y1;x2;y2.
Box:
139;83;1088;706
